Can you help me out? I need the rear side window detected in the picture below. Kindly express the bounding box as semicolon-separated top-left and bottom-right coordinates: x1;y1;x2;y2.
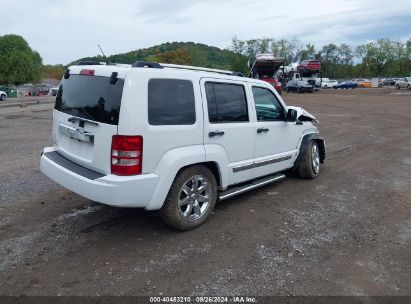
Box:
148;79;196;125
55;75;124;125
205;82;249;123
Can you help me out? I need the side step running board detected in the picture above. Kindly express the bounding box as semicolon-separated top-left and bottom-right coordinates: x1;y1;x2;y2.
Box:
219;173;286;201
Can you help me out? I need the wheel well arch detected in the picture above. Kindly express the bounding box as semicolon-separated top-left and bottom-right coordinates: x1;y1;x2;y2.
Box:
295;133;326;165
314;138;326;163
176;161;222;189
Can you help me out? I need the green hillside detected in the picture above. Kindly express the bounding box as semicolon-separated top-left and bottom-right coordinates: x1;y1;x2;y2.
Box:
72;42;247;72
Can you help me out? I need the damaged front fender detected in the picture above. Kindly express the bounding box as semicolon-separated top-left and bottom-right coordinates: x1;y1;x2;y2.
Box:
287;106;318;123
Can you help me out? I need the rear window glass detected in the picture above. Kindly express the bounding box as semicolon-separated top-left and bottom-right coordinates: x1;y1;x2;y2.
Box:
55;74;124;125
148;79;196;125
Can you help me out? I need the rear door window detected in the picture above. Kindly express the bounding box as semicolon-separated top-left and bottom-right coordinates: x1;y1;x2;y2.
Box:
55;74;124;125
148;79;196;125
205;82;249;123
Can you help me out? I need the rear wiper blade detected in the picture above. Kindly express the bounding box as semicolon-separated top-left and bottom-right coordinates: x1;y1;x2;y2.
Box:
68;116;98;126
63;106;95;121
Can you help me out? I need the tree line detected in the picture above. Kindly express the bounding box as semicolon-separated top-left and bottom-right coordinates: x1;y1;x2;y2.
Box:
229;37;411;79
1;35;410;85
0;35;43;85
72;42;234;71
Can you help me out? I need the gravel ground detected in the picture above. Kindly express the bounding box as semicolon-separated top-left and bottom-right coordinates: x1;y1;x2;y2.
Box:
0;89;410;296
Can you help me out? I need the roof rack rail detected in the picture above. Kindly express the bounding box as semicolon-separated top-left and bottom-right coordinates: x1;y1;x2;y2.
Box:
108;63;132;68
131;61;243;77
132;61;163;69
231;71;244;77
77;61;103;66
161;63;243;76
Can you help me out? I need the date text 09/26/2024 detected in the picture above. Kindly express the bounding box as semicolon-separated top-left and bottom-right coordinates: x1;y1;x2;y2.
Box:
149;296;257;303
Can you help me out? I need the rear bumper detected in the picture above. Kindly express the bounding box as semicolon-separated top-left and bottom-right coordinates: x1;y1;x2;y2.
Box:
40;147;159;208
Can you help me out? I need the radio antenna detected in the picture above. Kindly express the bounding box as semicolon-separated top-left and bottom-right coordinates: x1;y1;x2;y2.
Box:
98;44;108;64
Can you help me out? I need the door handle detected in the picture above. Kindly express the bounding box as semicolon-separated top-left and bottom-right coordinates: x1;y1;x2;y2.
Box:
209;131;225;137
257;128;269;134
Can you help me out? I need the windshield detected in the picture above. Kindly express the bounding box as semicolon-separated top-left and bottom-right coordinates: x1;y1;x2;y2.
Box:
55;74;124;125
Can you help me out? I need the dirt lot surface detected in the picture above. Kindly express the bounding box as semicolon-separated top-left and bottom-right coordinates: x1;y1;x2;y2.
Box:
0;88;410;296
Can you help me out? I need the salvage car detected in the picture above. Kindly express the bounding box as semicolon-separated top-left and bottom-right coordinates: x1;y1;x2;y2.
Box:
49;87;60;96
354;79;372;88
0;90;7;101
333;81;358;89
249;54;284;95
378;78;402;87
321;80;338;88
40;61;325;230
285;79;314;93
297;60;321;75
395;77;411;89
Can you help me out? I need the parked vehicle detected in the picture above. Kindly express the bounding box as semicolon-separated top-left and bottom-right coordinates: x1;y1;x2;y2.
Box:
279;67;320;89
249;54;284;95
286;79;314;93
50;87;60;96
378;78;401;87
40;61;325;230
281;63;299;74
260;77;282;94
288;72;317;87
354;79;372;88
0;90;7;101
395;77;411;89
316;78;329;87
333;81;358;89
321;80;338;88
297;60;321;75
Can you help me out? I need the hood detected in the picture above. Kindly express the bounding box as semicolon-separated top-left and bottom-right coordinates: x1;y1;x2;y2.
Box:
287;106;318;123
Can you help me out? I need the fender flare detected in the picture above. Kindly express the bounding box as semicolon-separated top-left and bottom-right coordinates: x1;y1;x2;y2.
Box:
294;134;326;167
145;145;205;210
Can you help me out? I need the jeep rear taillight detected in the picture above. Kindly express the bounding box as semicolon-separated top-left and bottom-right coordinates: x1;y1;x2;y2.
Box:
111;135;143;176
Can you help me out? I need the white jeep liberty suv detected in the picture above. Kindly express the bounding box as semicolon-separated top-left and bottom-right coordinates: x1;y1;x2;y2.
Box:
40;61;325;230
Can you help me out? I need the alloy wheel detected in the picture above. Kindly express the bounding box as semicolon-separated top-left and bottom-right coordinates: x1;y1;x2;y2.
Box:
178;175;212;221
312;143;320;174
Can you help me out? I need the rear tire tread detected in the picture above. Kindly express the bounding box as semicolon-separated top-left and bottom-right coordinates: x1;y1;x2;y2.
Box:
160;165;217;231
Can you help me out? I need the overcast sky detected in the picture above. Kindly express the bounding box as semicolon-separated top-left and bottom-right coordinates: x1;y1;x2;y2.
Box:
1;0;410;64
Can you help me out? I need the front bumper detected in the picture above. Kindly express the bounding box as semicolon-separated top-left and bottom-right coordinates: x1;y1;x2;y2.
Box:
40;147;159;208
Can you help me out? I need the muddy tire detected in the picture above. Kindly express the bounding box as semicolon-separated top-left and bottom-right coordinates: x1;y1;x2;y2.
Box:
160;165;217;231
296;141;320;179
396;84;400;89
0;94;6;102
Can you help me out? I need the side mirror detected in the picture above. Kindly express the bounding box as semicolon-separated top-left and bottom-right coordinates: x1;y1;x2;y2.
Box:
287;109;297;122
